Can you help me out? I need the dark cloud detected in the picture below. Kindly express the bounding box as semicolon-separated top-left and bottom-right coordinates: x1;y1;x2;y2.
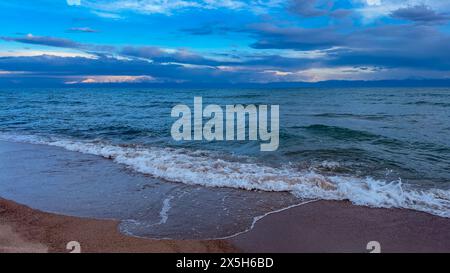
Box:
1;16;450;85
245;21;450;72
0;55;253;85
120;46;237;66
1;34;114;52
249;23;343;50
288;0;330;17
329;25;450;70
391;5;450;24
330;9;353;18
235;52;320;70
120;46;165;59
1;34;233;67
2;34;81;48
288;0;352;19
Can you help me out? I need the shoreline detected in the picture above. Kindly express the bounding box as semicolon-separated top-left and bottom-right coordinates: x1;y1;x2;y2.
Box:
1;139;450;253
2;196;450;253
0;197;235;253
229;200;450;253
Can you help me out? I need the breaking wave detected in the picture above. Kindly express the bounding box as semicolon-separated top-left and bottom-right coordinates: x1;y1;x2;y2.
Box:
1;133;449;218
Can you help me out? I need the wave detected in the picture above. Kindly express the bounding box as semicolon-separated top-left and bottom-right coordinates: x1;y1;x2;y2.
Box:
312;113;389;121
1;132;450;218
405;101;450;107
299;124;380;141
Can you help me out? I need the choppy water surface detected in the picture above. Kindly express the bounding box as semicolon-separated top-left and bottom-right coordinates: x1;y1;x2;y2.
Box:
0;87;449;238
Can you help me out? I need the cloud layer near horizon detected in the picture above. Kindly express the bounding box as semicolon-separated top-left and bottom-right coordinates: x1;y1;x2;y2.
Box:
1;0;449;86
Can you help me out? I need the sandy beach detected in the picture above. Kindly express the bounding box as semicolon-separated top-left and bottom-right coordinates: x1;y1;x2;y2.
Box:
1;140;450;253
229;200;450;253
0;197;235;253
2;196;450;253
1;0;450;255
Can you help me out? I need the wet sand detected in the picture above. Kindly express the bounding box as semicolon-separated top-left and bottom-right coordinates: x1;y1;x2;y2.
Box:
1;140;450;253
2;197;450;253
0;140;303;240
0;198;235;253
229;200;450;253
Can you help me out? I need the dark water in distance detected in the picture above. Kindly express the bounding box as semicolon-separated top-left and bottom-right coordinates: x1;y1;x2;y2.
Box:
0;87;449;230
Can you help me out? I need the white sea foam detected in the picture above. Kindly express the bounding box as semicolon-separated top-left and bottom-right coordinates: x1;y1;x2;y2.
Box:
158;196;173;225
1;133;450;218
218;199;319;239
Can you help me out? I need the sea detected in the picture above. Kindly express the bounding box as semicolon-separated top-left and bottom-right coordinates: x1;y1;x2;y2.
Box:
0;87;449;239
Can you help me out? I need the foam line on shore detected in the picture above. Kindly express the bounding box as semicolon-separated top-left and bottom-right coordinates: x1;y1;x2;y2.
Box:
1;133;449;218
217;199;319;240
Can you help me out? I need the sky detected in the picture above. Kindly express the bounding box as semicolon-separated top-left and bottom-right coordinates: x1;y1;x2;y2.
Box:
0;0;450;86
